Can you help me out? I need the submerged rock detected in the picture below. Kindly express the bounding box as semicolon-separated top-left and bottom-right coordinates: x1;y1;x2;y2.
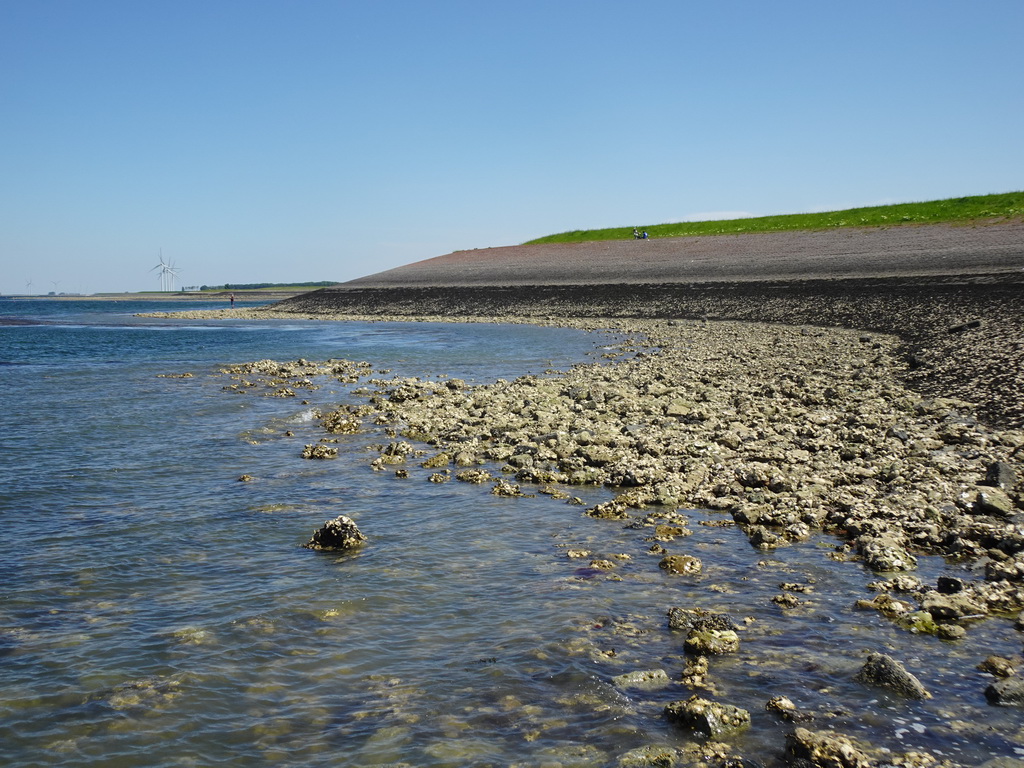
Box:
664;695;750;738
303;515;367;551
667;607;736;633
104;676;184;712
659;555;703;575
978;655;1017;677
854;652;931;699
684;629;740;656
785;727;873;768
985;676;1024;706
611;669;670;690
301;443;338;460
615;745;687;767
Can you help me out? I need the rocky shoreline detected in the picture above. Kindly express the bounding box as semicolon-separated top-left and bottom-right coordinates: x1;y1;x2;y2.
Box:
153;276;1024;630
230;314;1024;623
158;270;1024;430
148;248;1024;765
205;314;1024;762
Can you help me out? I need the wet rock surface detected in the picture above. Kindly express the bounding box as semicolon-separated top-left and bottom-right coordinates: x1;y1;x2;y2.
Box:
664;695;750;738
986;676;1024;706
611;668;671;690
659;554;703;575
302;515;367;551
683;628;740;656
785;726;874;768
854;652;931;699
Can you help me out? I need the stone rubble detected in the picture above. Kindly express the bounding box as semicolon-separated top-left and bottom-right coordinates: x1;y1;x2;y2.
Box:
186;309;1024;765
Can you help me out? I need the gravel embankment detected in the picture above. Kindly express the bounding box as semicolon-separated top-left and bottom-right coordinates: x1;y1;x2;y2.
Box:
343;221;1024;287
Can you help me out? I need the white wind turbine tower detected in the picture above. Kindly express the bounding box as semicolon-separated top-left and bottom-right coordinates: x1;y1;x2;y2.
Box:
150;250;182;292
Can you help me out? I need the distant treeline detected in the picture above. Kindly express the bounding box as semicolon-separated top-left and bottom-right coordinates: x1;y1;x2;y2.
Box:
200;282;337;291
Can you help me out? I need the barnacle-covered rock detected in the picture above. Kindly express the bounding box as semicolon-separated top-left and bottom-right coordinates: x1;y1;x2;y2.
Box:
786;727;873;768
303;515;367;551
664;695;749;738
684;629;740;655
658;555;703;575
302;443;338;459
854;652;931;699
321;408;361;434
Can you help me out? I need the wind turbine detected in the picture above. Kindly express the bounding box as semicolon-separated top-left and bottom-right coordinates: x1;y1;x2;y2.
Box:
165;260;182;292
25;278;33;295
150;250;182;292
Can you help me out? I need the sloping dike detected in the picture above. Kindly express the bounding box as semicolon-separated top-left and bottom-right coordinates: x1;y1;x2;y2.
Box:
275;221;1024;428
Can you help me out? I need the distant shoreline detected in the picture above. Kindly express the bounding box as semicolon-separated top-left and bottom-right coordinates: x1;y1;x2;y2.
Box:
3;290;306;302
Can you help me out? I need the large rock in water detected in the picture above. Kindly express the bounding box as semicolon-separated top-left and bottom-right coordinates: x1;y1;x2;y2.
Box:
786;727;874;768
664;695;750;738
611;669;670;690
684;629;740;656
303;515;367;551
667;606;736;633
659;555;703;574
986;677;1024;706
854;652;931;699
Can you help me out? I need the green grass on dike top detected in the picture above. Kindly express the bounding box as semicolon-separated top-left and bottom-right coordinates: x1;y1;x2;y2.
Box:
524;191;1024;244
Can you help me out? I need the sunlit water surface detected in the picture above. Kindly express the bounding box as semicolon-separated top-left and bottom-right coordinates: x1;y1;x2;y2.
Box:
1;299;1022;767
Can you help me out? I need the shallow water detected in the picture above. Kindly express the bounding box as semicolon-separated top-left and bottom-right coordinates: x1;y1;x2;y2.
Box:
1;299;1022;767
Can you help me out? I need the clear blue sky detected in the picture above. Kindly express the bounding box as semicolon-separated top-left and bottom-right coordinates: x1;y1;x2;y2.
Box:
2;0;1021;294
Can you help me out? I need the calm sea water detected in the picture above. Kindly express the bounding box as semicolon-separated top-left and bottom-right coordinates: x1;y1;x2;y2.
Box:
1;299;1022;767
